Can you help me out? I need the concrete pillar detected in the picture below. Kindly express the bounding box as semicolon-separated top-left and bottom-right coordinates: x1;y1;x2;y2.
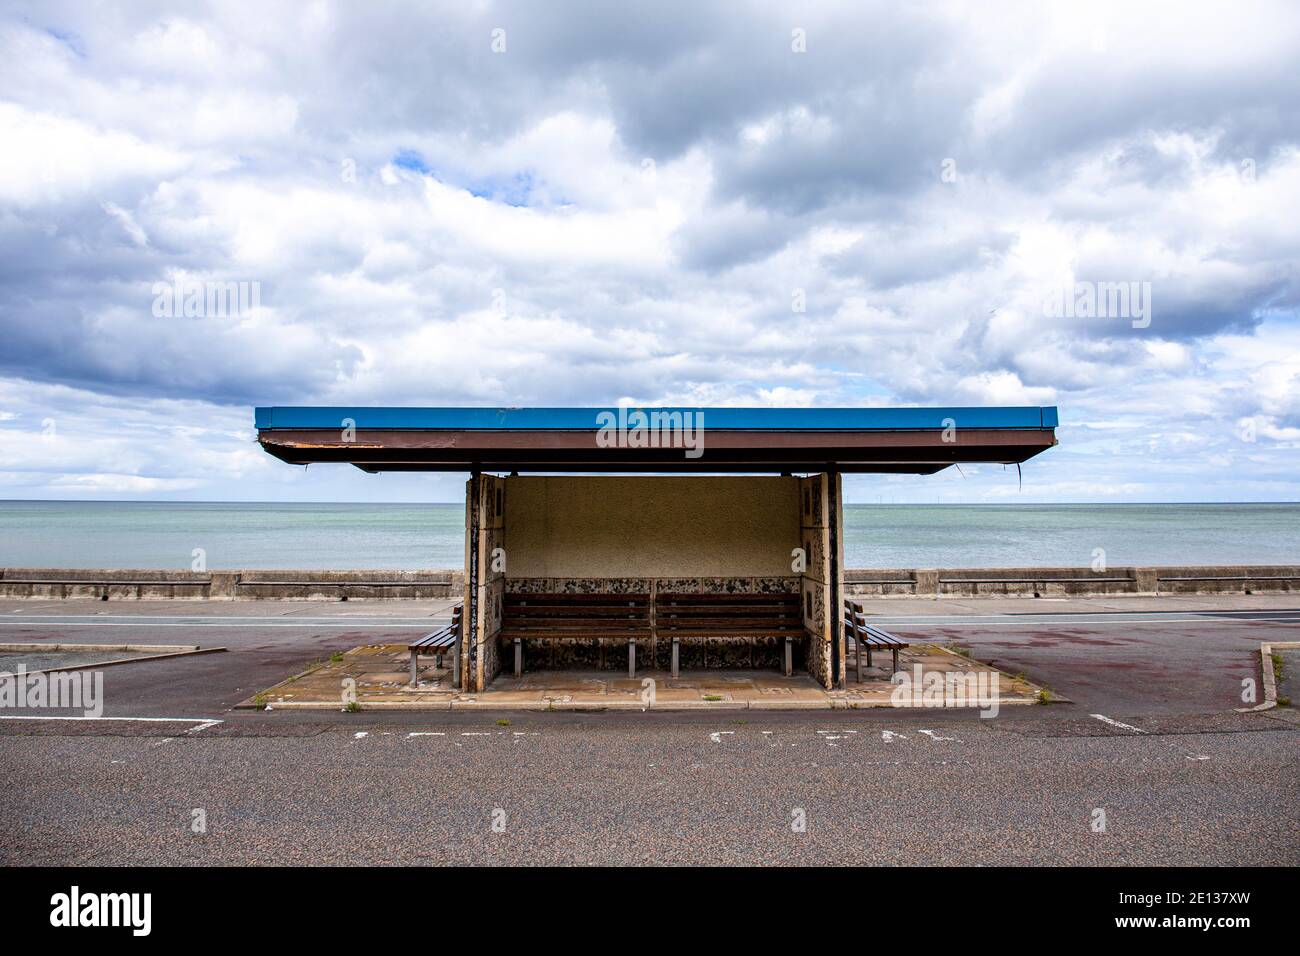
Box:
209;571;239;600
915;569;940;597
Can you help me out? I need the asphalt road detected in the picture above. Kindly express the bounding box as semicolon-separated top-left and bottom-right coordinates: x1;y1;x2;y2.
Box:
1;596;1297;865
2;708;1295;865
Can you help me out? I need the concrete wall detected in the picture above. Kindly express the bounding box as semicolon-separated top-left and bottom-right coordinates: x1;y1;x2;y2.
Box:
0;568;461;601
2;565;1296;602
844;565;1300;598
502;476;801;579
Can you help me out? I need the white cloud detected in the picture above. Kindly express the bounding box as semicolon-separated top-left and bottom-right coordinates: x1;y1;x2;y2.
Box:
0;1;1297;502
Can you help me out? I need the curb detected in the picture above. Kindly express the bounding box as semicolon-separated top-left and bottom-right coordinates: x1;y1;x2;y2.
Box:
240;696;1045;713
0;645;226;677
1237;640;1299;712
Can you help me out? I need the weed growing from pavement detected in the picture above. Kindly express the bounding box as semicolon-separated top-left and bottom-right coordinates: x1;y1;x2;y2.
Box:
496;718;510;727
344;700;361;713
1271;653;1284;681
1037;687;1052;704
330;651;344;663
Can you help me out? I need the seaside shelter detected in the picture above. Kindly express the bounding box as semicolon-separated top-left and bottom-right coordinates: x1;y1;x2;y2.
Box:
254;406;1058;691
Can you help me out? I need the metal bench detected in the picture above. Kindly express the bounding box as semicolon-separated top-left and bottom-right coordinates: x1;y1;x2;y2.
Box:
408;604;463;686
502;593;651;678
844;600;908;679
655;592;803;678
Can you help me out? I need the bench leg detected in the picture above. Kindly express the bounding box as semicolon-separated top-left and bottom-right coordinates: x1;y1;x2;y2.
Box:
453;645;460;688
628;638;636;678
671;637;679;679
892;647;900;674
867;644;873;669
409;650;418;686
783;636;792;677
514;637;522;679
855;631;862;683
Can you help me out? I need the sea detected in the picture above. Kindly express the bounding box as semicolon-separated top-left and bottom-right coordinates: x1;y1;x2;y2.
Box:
0;501;1295;571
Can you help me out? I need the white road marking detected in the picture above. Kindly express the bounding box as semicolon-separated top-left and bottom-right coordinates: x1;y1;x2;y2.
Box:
1089;713;1147;734
353;732;369;739
2;613;1289;629
0;621;432;629
709;731;734;743
876;617;1299;628
881;730;907;742
0;714;222;725
918;729;960;741
407;732;445;738
0;613;444;622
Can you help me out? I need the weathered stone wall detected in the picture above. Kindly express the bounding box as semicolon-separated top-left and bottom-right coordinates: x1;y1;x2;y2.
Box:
843;565;1300;597
4;564;1295;603
467;474;508;692
798;474;833;689
0;568;462;601
500;576;801;672
832;472;847;688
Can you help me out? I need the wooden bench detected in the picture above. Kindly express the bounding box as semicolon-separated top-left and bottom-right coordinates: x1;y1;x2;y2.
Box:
844;600;908;679
655;592;803;678
502;593;651;678
408;604;463;686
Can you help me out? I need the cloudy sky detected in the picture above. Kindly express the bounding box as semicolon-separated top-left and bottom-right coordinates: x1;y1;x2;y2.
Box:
1;1;1297;503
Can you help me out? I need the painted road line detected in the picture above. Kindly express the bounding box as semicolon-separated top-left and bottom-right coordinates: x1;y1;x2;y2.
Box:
877;618;1300;627
0;616;447;624
1089;713;1148;734
5;617;1294;631
0;621;436;629
3;611;1298;627
0;714;223;731
871;610;1300;623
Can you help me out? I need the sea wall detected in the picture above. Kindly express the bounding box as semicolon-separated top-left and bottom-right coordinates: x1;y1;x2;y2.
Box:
0;565;1296;601
844;565;1300;597
0;568;463;601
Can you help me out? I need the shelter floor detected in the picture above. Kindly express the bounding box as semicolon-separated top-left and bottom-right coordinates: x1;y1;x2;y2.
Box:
242;642;1042;711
